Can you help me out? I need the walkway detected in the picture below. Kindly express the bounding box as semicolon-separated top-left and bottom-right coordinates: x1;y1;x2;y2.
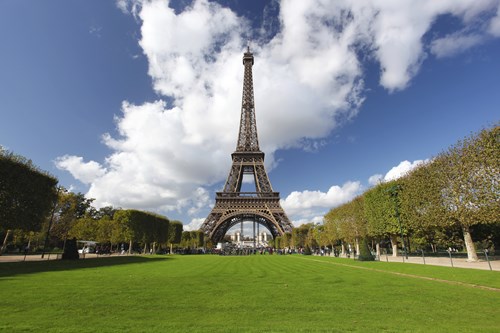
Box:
344;253;499;271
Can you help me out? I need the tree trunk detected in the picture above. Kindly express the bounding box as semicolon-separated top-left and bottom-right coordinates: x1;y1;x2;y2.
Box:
355;237;360;257
128;239;132;255
1;229;12;255
390;234;398;257
375;242;381;259
62;236;67;252
341;242;346;257
462;225;478;261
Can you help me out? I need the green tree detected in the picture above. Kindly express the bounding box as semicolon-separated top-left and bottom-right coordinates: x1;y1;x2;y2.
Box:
0;149;58;253
324;210;343;254
112;209;169;254
69;216;99;241
274;236;282;249
181;231;192;248
168;221;183;252
282;232;292;249
190;230;204;249
432;126;499;261
400;160;445;252
364;180;407;257
50;190;94;247
292;224;311;249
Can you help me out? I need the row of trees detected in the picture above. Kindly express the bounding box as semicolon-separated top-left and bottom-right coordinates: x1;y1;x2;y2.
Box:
1;147;186;254
2;183;186;254
180;230;205;249
0;149;58;253
70;208;181;254
323;125;499;261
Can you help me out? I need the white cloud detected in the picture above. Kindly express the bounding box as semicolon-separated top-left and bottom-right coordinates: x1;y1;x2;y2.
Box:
58;0;500;225
384;159;429;181
489;5;500;36
368;174;383;186
184;217;205;231
431;33;483;58
281;181;363;223
369;159;430;185
55;155;106;185
293;216;325;227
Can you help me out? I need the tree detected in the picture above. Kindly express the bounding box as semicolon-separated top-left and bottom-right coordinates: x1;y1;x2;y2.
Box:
181;231;192;248
112;209;169;254
0;150;58;251
0;150;58;254
357;237;374;261
50;190;94;247
274;236;282;249
364;180;407;257
69;216;99;241
292;224;311;249
324;211;343;253
190;230;204;249
168;221;183;252
400;160;445;252
282;232;292;249
431;126;499;261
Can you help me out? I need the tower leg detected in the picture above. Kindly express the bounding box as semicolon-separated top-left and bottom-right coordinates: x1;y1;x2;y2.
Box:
253;218;256;250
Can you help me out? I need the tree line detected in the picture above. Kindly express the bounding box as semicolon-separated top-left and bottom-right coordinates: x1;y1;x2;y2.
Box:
1;147;185;254
268;126;498;261
322;125;499;261
2;125;497;258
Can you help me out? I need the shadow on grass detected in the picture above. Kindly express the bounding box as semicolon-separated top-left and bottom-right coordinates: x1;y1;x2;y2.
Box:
0;255;171;278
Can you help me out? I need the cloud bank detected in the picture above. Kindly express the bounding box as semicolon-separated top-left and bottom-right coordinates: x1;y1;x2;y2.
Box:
56;0;500;225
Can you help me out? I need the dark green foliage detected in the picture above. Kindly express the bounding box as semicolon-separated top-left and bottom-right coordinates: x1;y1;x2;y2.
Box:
0;149;58;231
364;180;404;238
322;125;499;260
357;237;374;261
62;238;79;260
292;224;311;248
168;221;183;245
113;209;170;246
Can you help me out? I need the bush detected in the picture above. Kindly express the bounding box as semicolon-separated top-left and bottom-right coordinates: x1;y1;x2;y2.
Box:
357;238;374;261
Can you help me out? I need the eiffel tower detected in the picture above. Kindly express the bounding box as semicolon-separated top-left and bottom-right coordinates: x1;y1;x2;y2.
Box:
200;48;293;244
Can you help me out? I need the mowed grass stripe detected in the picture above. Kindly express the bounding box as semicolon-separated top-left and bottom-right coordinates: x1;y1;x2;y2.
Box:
1;255;499;333
294;255;500;292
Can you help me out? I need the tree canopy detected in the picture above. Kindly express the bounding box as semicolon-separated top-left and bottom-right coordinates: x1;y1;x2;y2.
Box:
0;149;58;232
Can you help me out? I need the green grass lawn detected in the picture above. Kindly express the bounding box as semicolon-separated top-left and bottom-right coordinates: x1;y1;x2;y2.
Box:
1;255;499;333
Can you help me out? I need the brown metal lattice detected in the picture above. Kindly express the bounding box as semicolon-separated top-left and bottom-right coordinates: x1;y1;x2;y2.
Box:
200;49;293;244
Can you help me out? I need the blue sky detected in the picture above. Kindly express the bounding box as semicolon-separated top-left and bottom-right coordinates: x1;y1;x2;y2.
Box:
1;0;499;231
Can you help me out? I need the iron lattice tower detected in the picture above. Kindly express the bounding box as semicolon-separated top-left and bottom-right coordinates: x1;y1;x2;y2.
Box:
200;49;293;244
